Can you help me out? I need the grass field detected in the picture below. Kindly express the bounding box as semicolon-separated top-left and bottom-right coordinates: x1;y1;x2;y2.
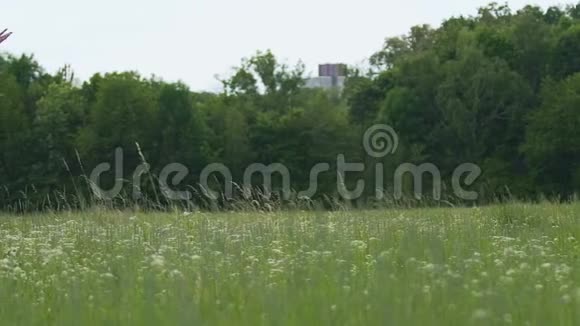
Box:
0;203;579;325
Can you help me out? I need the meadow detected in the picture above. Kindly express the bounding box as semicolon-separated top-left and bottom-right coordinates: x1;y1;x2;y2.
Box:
0;202;579;325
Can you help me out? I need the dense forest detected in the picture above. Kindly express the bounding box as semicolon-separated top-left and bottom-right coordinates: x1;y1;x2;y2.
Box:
1;2;580;210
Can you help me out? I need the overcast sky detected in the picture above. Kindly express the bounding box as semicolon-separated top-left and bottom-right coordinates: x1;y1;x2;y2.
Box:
0;0;566;91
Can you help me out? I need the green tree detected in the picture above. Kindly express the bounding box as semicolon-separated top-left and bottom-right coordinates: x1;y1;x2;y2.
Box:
344;71;392;125
156;82;210;173
436;49;534;192
0;72;29;189
33;82;87;186
78;72;158;171
552;25;580;79
524;74;580;194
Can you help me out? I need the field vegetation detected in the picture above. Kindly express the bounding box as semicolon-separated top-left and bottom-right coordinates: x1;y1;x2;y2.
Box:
0;202;579;325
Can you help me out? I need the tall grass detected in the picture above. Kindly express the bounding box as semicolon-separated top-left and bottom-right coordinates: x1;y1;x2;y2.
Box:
0;202;578;325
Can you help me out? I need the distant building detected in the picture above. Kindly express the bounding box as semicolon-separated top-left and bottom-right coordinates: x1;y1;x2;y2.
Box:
319;63;347;77
305;63;347;90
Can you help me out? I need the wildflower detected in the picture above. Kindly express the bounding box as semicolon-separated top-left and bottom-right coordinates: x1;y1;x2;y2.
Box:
423;263;436;272
519;263;529;270
271;248;284;255
169;269;183;278
150;254;165;268
0;258;11;269
500;276;514;285
541;263;551;269
101;272;115;280
472;291;483;298
351;265;359;276
350;240;367;251
561;294;571;304
472;309;490;320
503;314;513;324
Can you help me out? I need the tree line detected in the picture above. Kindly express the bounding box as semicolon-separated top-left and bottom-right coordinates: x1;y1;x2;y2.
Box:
1;2;580;210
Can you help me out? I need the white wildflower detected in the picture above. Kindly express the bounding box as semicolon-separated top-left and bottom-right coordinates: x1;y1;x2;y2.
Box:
503;314;513;324
350;240;367;251
150;254;165;268
472;309;490;320
561;294;571;304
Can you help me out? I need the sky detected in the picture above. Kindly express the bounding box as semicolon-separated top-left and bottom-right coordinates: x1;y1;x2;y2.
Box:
0;0;567;92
